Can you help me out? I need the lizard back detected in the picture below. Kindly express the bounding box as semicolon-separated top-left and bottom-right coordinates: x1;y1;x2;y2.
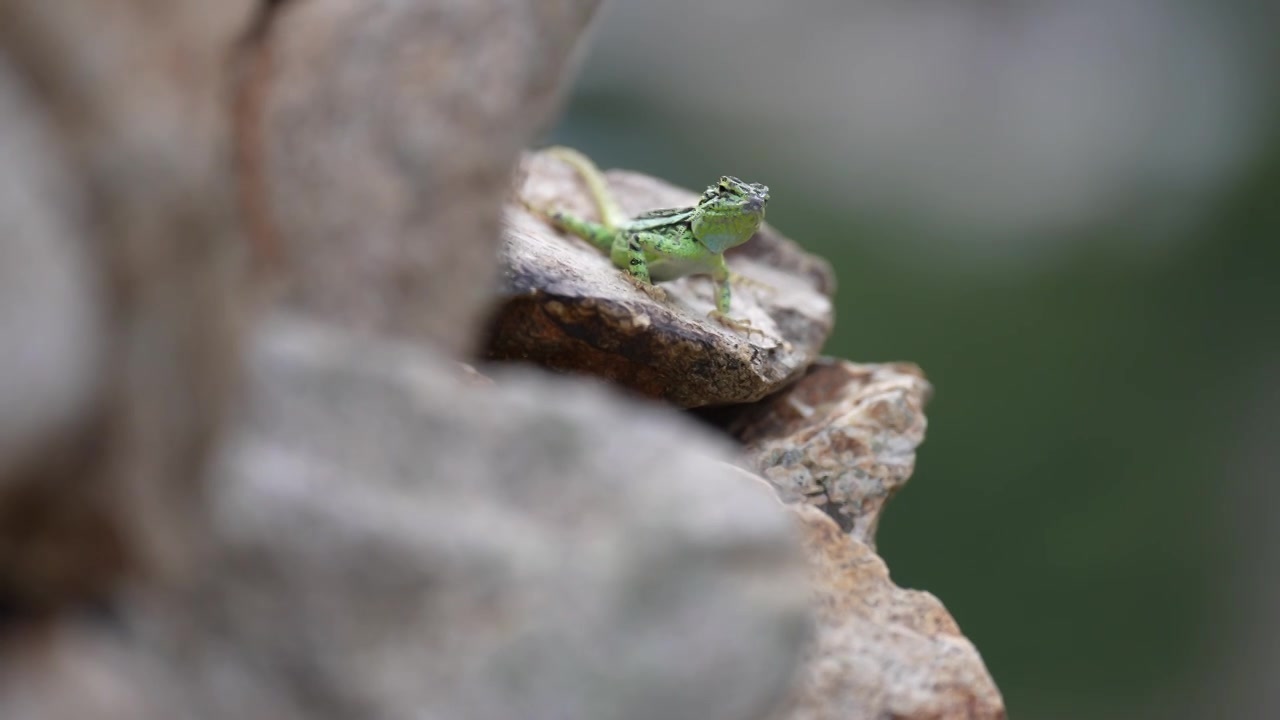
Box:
623;206;696;232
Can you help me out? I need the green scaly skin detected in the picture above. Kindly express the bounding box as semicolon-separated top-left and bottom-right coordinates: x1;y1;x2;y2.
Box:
527;146;770;334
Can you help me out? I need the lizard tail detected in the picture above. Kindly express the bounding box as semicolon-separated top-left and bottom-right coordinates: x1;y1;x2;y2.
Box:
544;146;625;230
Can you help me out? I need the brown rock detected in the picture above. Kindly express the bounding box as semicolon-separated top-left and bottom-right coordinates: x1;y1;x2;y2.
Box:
784;505;1005;720
710;359;1004;717
487;148;835;407
250;0;601;357
726;358;932;545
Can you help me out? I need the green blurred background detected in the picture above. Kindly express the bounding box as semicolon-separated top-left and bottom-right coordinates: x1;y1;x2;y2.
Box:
550;1;1280;717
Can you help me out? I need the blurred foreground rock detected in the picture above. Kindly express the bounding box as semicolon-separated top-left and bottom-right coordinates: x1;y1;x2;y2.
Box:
0;0;252;609
0;1;1004;719
490;149;836;407
135;316;811;720
252;0;601;357
1;319;813;720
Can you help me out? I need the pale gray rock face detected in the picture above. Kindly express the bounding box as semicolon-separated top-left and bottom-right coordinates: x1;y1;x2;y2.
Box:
131;316;812;720
257;0;601;357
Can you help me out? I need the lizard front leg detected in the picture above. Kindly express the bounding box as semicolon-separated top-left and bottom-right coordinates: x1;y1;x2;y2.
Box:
707;255;763;337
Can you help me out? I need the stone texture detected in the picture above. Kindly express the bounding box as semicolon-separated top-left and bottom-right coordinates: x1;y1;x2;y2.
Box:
783;505;1005;720
725;358;933;546
251;0;601;357
487;148;835;407
127;315;812;720
701;360;1005;718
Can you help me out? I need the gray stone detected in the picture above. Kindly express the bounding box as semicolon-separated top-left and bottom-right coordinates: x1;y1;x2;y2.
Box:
255;0;602;357
135;315;811;720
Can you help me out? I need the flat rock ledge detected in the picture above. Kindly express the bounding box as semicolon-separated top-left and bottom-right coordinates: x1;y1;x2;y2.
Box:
487;149;836;407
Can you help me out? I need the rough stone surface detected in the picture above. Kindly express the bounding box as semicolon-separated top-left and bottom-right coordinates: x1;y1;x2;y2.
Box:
783;505;1005;720
487;148;836;407
725;358;933;546
251;0;601;357
129;315;813;720
705;360;1005;718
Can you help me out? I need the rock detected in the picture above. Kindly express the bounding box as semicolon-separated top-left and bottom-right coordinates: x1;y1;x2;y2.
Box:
0;0;252;610
249;0;601;357
487;148;835;407
0;60;103;484
783;506;1005;720
131;315;812;720
0;5;1004;720
0;618;181;720
705;359;1004;718
722;358;933;546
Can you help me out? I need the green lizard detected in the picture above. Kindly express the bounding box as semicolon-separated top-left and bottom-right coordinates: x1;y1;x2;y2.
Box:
525;146;770;335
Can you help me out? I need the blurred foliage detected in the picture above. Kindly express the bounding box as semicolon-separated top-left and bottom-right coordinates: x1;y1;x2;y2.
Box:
551;89;1279;717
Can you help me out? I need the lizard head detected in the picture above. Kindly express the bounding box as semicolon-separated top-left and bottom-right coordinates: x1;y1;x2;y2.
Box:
692;176;770;254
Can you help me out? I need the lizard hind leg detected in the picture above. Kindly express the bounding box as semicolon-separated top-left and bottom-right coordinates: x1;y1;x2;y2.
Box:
612;232;668;302
546;211;616;253
708;257;764;337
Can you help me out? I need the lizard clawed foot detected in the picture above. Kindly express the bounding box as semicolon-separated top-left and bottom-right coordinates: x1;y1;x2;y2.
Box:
623;273;669;302
708;309;767;339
